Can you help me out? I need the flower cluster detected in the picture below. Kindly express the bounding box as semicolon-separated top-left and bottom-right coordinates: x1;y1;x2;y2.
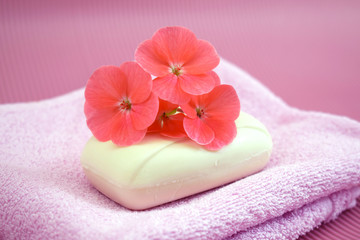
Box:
85;26;240;151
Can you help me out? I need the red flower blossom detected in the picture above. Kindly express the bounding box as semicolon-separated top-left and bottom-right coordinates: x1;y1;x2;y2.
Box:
148;99;186;138
181;85;240;151
135;26;220;104
84;62;159;146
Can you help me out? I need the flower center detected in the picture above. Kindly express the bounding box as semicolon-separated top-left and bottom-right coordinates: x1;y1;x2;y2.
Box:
119;99;131;111
160;108;178;128
170;65;182;76
196;108;205;118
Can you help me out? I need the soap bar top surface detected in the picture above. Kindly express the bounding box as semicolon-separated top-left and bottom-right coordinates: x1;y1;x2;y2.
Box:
81;112;272;189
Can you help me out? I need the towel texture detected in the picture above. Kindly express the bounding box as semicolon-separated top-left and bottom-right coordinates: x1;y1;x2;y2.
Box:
1;59;359;240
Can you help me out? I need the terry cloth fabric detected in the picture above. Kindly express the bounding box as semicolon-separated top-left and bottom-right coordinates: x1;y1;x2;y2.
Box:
1;59;360;240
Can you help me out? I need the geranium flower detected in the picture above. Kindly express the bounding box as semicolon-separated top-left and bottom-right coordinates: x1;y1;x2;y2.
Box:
148;99;186;138
84;62;159;146
180;85;240;151
135;26;220;104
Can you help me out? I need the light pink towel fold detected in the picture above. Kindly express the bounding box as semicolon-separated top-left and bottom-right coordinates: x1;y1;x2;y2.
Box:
1;59;359;240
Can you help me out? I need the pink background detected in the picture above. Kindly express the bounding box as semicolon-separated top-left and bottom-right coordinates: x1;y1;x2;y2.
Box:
1;0;360;121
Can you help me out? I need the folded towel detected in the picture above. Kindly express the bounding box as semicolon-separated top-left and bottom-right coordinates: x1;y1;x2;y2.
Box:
1;59;359;240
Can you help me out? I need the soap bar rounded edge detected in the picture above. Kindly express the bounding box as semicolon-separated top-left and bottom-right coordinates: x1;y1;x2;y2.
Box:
82;148;271;210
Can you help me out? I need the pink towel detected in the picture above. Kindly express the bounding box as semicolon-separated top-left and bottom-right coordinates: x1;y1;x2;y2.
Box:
1;59;359;240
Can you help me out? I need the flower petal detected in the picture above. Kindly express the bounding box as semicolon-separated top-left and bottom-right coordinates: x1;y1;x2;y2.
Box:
183;117;214;145
209;71;221;86
119;62;152;103
183;39;220;74
179;72;215;95
158;98;179;113
135;39;170;77
147;119;162;133
84;102;116;142
161;113;186;138
204;119;237;151
152;26;198;65
200;84;240;121
130;92;159;130
152;74;191;105
110;111;147;146
180;101;197;119
85;66;127;109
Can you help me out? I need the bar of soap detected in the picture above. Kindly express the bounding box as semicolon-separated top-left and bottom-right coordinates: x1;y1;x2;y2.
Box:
81;112;272;210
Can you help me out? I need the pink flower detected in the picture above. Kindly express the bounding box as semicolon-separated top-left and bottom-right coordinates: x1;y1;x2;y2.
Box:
181;85;240;151
148;99;186;138
84;62;159;146
135;26;220;105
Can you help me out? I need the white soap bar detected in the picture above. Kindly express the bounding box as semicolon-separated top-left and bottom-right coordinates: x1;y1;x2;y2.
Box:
81;112;272;210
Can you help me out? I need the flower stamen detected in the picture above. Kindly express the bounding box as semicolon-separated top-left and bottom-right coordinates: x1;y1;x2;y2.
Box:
119;99;131;111
160;112;168;128
170;65;183;76
196;108;205;118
